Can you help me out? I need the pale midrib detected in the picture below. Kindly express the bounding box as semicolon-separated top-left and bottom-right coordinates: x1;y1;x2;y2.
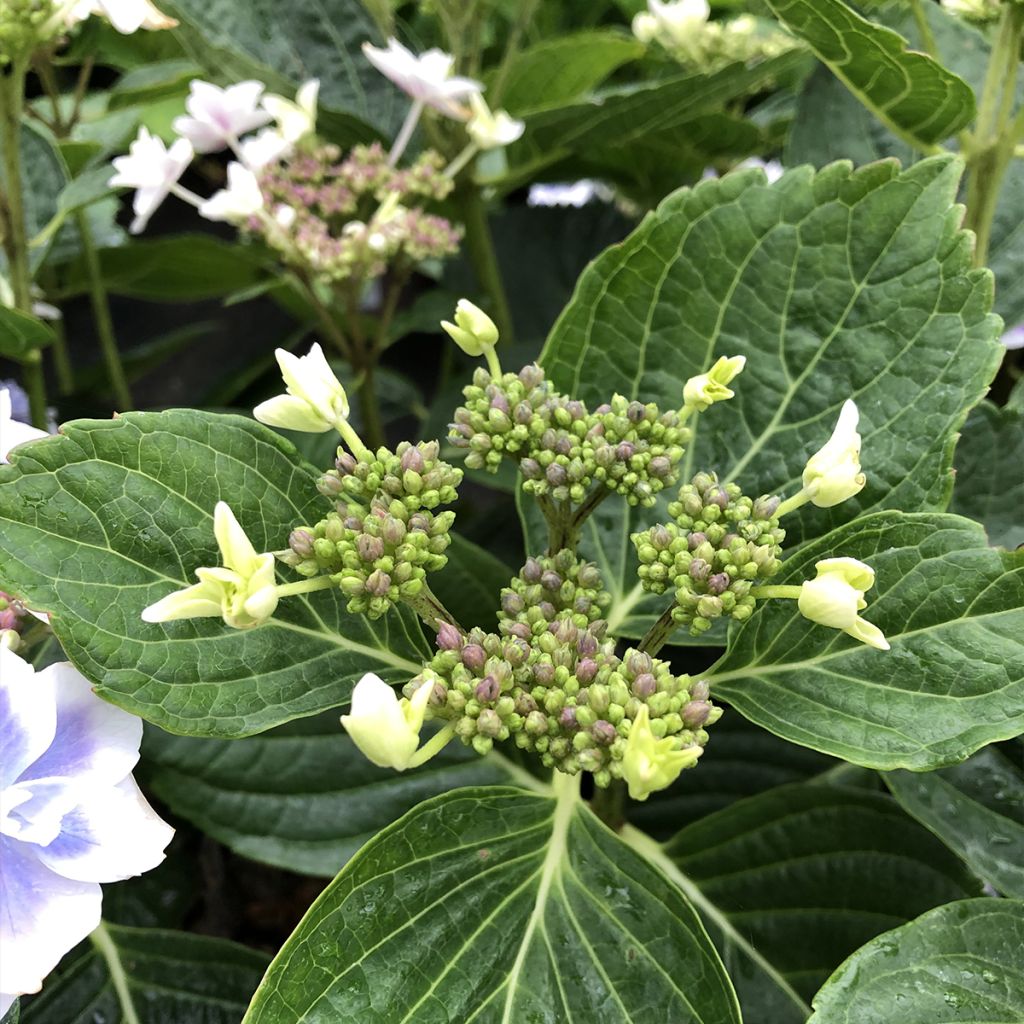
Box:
500;775;578;1024
620;824;812;1019
89;922;141;1024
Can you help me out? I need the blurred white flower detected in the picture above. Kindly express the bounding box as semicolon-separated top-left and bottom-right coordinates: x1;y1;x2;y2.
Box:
262;80;320;144
64;0;177;32
1002;324;1024;350
632;0;710;47
465;94;524;150
527;180;613;208
0;387;48;463
199;162;265;223
108;127;193;234
173;80;273;154
0;647;173;1010
362;38;482;120
239;128;293;170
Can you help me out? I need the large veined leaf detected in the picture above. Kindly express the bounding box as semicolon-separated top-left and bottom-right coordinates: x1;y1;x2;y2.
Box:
490;31;644;115
21;925;268;1023
786;3;1024;327
764;0;975;149
625;782;978;1024
886;744;1024;898
160;0;403;140
542;156;1001;557
0;410;430;737
627;713;835;839
244;783;742;1024
807;899;1024;1023
709;511;1024;770
141;715;523;876
951;394;1024;551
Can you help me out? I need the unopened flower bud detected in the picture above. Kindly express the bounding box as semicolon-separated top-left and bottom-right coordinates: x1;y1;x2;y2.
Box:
441;298;500;357
632;673;657;698
436;621;463;650
475;675;501;702
559;707;579;730
289;529;315;558
462;643;486;670
706;572;730;595
682;700;713;727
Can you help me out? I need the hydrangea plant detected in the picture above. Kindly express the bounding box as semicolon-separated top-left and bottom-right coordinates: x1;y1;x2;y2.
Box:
0;0;1022;1022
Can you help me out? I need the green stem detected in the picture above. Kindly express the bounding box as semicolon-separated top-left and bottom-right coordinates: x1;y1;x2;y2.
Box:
89;922;141;1024
484;345;502;379
403;583;465;635
408;722;458;768
637;603;678;656
75;209;132;409
275;575;336;598
964;3;1024;268
750;584;802;600
356;359;386;450
589;779;627;831
456;179;514;344
42;268;74;393
909;0;939;62
775;490;810;518
1;59;48;428
570;484;610;536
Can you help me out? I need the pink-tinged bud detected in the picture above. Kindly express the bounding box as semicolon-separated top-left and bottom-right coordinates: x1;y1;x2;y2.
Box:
690;680;710;701
462;643;486;671
577;631;599;656
592;720;617;745
365;569;391;596
707;486;730;510
632;673;657;698
651;525;673;550
627;651;653;676
537;601;557;620
707;572;730;595
357;534;384;562
508;622;531;640
627;401;646;423
515;691;537;714
336;451;358;474
475;675;501;702
616;441;635;460
436;621;463;650
522;558;543;584
689;558;710;582
519;364;544;388
554;436;572;456
501;591;526;616
546;463;567;487
578;564;602;589
595;403;612;415
682;700;712;727
559;707;578;730
490;392;511;416
540;570;562;591
520;458;541;479
649;456;672;478
575;657;598;683
533;662;555;685
381;517;406;546
514;401;533;425
753;494;781;519
400;446;425;473
477;709;502;737
289;529;315;558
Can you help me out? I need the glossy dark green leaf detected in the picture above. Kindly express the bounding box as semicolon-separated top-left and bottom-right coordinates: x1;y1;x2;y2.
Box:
639;782;978;1024
807;899;1024;1023
886;744;1024;898
710;512;1024;770
0;410;430;737
764;0;974;147
244;784;742;1024
951;397;1024;550
141;715;524;876
21;925;268;1024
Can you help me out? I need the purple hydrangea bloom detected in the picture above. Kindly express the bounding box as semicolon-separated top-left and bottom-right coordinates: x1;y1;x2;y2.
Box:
0;647;173;1013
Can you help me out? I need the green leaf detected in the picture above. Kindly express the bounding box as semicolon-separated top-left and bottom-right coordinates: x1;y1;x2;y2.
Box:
515;50;808;170
786;3;1024;327
541;157;1001;555
951;397;1024;551
0;410;430;737
0;307;55;360
709;511;1024;770
160;0;402;141
22;925;268;1024
54;235;270;301
764;0;975;148
244;783;741;1024
32;164;118;250
885;744;1024;898
645;782;978;1023
489;31;644;114
807;899;1024;1023
627;712;835;840
141;714;523;876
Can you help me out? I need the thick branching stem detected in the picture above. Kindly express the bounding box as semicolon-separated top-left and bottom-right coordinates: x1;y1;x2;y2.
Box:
404;584;465;636
637;603;678;657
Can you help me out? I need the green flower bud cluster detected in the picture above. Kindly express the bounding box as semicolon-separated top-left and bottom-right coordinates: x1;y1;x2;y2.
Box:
584;396;691;507
417;617;721;786
317;440;462;514
496;550;610;641
448;364;550;472
632;471;786;635
282;499;454;618
450;364;692;508
0;0;55;63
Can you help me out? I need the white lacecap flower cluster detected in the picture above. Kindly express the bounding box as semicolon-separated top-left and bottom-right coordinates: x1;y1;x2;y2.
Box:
108;78;319;233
